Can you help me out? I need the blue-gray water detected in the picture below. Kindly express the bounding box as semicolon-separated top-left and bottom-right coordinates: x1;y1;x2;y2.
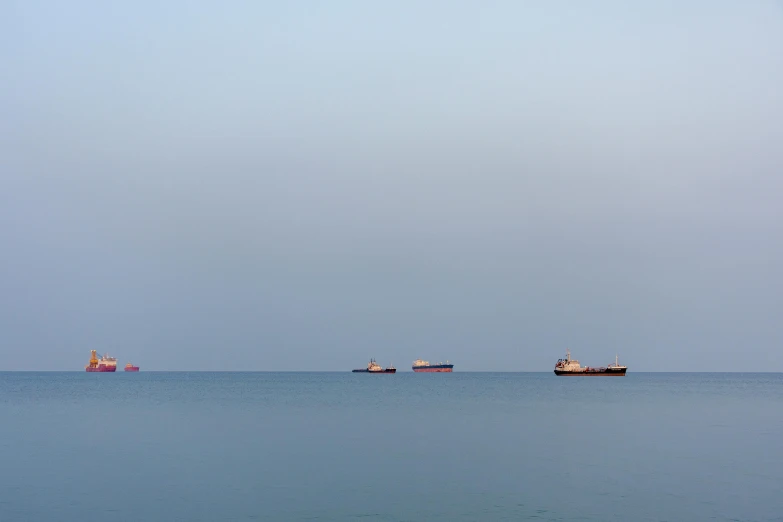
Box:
1;372;781;521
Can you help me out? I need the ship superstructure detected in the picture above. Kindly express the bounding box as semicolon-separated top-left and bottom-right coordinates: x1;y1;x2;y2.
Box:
554;350;627;376
85;350;117;372
412;359;454;372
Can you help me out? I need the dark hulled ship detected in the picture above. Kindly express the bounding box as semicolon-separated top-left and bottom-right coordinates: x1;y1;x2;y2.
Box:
412;359;454;372
554;350;627;376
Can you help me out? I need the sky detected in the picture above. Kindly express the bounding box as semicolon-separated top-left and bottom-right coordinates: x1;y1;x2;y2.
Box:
1;1;782;371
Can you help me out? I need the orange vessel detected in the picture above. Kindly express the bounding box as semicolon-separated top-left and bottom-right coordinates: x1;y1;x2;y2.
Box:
124;363;140;372
85;350;117;372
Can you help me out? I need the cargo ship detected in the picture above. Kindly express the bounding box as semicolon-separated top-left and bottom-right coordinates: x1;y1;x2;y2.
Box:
352;358;396;373
85;350;117;372
412;359;454;372
554;350;627;376
124;363;139;372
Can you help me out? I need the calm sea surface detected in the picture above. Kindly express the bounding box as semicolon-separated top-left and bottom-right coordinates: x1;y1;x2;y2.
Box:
1;372;781;521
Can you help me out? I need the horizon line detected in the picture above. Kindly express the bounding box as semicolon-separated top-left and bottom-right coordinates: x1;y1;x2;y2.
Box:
1;370;782;374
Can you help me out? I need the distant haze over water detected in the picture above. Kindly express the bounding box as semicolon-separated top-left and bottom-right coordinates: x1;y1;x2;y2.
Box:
1;1;782;371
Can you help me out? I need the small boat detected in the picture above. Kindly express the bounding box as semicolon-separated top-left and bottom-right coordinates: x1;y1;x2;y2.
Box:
124;363;140;372
352;358;396;373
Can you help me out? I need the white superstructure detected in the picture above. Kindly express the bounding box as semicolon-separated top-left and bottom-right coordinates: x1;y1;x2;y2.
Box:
607;354;627;370
555;350;583;371
99;354;118;368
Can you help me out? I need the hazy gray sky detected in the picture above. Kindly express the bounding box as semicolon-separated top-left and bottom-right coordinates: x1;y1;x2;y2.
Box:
2;1;782;371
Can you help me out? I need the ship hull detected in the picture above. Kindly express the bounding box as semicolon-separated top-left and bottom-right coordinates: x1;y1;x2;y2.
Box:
554;369;626;376
412;366;453;372
352;369;396;373
124;367;139;372
85;366;116;373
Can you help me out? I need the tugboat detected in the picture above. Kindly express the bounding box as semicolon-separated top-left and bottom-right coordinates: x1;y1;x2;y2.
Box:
554;350;627;376
85;350;117;372
124;363;140;372
352;358;396;373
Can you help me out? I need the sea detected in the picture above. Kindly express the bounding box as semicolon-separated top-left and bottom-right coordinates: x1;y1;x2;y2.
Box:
1;372;781;522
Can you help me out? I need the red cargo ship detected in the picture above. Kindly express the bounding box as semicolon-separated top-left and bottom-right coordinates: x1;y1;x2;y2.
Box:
85;350;117;372
124;363;140;372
